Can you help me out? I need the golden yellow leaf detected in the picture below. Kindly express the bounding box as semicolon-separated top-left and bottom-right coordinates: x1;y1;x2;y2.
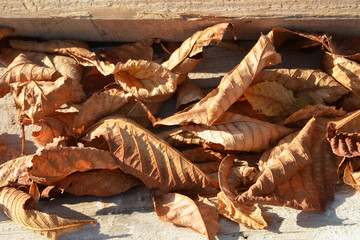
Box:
253;68;348;105
0;187;94;240
245;81;308;117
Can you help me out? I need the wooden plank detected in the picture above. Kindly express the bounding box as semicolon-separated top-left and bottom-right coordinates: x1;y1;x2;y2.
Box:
0;0;360;41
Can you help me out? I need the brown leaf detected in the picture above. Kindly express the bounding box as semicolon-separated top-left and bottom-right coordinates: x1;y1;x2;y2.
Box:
321;52;360;96
227;101;281;123
158;127;205;147
163;23;234;75
0;28;13;40
253;68;348;105
30;146;120;185
100;39;154;63
328;37;360;61
176;79;205;110
0;146;21;165
343;160;360;191
118;98;162;128
9;39;115;76
32;113;75;147
0;48;49;66
0;54;59;98
28;182;40;209
282;104;345;126
155;31;281;126
114;59;179;102
11;76;73;123
0;155;33;188
245;81;308;117
73;88;132;134
217;156;267;229
237;117;341;210
55;169;142;197
181;148;225;163
327;110;360;158
185;112;293;152
82;115;218;192
152;191;220;240
341;92;360;112
0;187;94;239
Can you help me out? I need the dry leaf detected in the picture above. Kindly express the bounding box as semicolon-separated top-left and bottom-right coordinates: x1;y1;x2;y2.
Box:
343;160;360;191
28;182;40;209
181;148;225;163
156;31;281;126
0;27;13;40
73;88;132;134
30;146;120;185
0;54;59;98
32;113;75;147
158;127;205;147
0;48;49;66
0;155;33;188
185;112;293;152
328;37;360;61
321;52;360;96
163;23;234;77
253;68;348;105
245;81;308;117
217;156;267;229
114;59;179;102
0;187;94;239
153;191;220;240
100;39;154;63
0;146;21;165
237;117;341;210
118;98;162;127
9;39;115;76
227;101;281;123
55;169;142;197
327;110;360;158
82;115;218;192
11;76;73;123
282;104;345;126
176;79;205;110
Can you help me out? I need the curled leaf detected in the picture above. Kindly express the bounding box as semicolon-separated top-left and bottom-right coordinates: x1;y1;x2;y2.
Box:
181;148;225;163
176;79;205;110
185;112;293;152
321;52;360;96
343;160;360;191
11;76;73;123
0;54;59;98
0;187;94;239
82;115;218;192
0;155;33;188
253;68;348;105
245;81;308;117
327;110;360;158
9;39;115;76
156;31;281;126
73;88;132;134
217;156;267;229
30;146;120;185
0;27;13;40
55;169;142;197
153;191;220;240
114;59;179;102
163;23;234;75
0;146;21;165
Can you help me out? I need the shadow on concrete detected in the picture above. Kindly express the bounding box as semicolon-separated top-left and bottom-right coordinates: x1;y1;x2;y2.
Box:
296;183;357;228
261;206;285;233
217;217;244;240
0;133;37;155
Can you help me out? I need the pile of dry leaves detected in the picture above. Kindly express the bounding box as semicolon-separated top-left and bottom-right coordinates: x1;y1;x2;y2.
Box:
0;23;360;239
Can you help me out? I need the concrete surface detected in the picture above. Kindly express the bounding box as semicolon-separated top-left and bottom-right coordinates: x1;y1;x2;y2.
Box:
1;44;360;240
